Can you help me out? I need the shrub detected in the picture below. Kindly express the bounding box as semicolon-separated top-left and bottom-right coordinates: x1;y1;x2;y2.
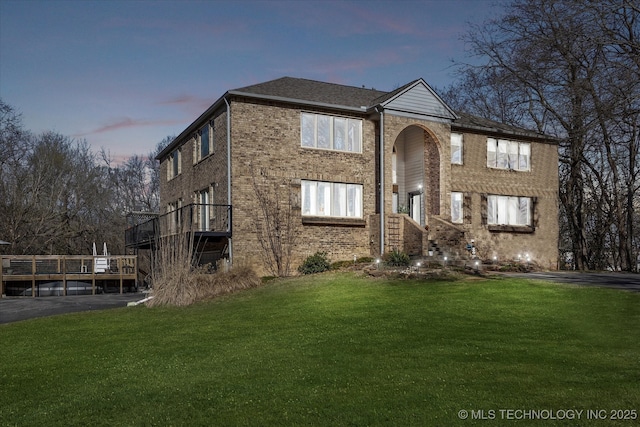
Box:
331;260;354;270
148;264;261;307
385;249;411;267
331;257;376;270
298;251;331;275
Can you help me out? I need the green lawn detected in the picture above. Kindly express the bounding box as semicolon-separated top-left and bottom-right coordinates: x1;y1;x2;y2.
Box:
1;273;639;426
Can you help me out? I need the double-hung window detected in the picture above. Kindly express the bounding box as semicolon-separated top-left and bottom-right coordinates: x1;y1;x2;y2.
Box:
197;187;212;231
167;202;177;234
487;195;531;226
167;148;181;180
487;138;530;171
301;113;362;153
301;180;363;218
451;133;463;165
195;122;212;163
451;192;463;224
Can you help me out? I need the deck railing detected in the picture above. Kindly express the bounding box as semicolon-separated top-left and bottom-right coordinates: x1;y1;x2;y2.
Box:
125;204;231;249
1;255;137;297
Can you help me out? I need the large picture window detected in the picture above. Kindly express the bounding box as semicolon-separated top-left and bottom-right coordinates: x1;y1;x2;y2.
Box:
487;195;531;226
301;113;362;153
301;180;363;218
487;138;530;171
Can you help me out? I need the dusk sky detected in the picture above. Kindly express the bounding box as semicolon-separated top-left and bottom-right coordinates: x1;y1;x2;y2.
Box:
0;0;499;161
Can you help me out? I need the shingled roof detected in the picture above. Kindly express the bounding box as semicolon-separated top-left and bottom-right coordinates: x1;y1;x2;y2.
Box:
452;111;551;142
232;77;550;141
230;76;387;110
159;76;553;159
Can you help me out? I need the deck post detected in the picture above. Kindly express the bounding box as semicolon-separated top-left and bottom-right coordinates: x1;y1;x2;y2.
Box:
118;257;123;294
92;256;96;295
0;256;4;298
62;256;67;296
31;255;36;297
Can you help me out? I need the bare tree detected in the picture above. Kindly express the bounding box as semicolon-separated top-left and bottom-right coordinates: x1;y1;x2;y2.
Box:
251;165;298;277
448;0;640;271
0;99;174;256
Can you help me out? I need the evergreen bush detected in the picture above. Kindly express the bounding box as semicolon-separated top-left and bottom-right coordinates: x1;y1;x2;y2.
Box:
298;251;331;274
385;249;411;267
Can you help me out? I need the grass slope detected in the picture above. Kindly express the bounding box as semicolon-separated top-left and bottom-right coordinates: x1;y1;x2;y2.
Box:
1;273;639;426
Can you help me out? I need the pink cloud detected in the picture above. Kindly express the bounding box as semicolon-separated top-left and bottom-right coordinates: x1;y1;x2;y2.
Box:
288;47;408;82
158;94;214;118
272;1;428;38
75;117;183;137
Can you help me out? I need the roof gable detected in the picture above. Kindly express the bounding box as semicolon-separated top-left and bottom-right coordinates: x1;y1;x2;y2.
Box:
377;78;457;121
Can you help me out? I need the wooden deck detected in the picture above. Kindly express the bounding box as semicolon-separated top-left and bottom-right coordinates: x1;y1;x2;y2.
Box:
1;255;137;298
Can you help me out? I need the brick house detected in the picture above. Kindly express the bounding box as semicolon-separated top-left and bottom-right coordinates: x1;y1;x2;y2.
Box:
136;76;558;274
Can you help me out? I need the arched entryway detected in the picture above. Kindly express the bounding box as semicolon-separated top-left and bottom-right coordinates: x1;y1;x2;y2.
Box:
391;125;441;227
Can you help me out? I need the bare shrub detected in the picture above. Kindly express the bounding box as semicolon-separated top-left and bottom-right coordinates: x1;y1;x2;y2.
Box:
146;231;198;307
190;264;261;302
147;229;260;307
251;165;298;277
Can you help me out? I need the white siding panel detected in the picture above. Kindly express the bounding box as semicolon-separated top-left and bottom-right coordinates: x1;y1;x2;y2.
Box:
404;127;424;193
384;84;455;119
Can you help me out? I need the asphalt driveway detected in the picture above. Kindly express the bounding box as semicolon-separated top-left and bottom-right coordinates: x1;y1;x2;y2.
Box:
0;293;145;324
499;271;640;292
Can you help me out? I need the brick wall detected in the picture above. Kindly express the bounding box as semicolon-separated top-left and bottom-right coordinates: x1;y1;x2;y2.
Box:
449;132;559;269
380;114;559;269
160;108;229;209
229;99;378;275
160;98;559;274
